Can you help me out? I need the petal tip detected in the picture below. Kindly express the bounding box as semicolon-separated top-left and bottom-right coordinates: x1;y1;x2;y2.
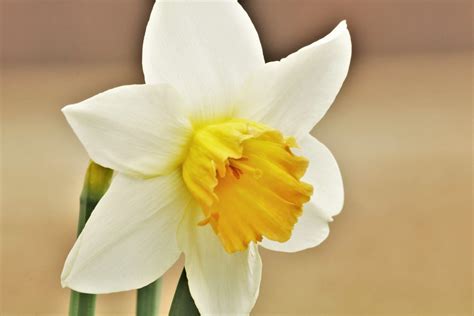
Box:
334;20;350;38
61;104;74;115
61;103;83;123
60;270;72;289
60;279;68;289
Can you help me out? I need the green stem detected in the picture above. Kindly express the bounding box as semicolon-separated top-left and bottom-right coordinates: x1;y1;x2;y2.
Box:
69;292;96;316
136;279;162;316
69;161;113;316
169;269;200;316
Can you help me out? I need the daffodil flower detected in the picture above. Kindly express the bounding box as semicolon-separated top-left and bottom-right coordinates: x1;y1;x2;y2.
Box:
61;0;351;314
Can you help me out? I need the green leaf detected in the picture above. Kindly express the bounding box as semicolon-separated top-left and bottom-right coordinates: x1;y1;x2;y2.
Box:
69;161;113;316
169;269;200;316
136;279;162;316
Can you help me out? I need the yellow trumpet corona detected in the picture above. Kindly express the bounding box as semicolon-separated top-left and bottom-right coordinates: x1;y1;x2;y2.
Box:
183;119;313;252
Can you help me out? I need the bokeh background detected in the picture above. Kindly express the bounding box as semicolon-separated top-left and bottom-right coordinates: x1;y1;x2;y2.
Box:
1;0;472;315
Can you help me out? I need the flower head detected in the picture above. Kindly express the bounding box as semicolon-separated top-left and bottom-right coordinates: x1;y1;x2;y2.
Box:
61;0;351;314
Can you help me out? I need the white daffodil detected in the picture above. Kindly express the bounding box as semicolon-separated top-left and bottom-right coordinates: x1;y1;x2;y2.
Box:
61;0;351;314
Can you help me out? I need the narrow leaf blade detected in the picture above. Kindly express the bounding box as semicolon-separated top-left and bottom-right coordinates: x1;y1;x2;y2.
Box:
169;269;200;316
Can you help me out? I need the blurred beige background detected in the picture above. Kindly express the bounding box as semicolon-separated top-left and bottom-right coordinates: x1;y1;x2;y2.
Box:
1;0;472;315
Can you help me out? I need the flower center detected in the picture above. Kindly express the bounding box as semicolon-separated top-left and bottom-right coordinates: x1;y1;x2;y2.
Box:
182;118;313;253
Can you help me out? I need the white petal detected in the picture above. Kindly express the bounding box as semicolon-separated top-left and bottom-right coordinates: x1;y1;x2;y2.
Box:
301;134;345;218
143;0;264;121
177;205;262;315
62;84;192;177
261;134;343;252
237;21;351;140
61;170;191;293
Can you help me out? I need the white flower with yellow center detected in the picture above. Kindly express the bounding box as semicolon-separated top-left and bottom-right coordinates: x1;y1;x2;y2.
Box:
61;0;351;314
